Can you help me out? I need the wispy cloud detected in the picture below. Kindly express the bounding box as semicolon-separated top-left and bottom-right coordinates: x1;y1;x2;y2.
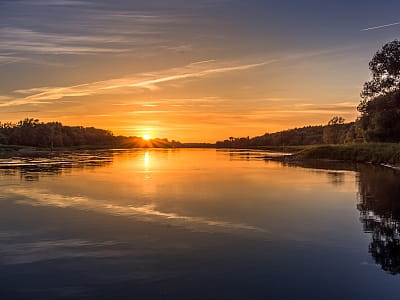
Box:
0;27;160;55
0;54;26;66
0;96;11;101
123;61;273;89
361;21;400;31
0;60;273;107
189;59;217;65
15;0;92;6
0;0;186;59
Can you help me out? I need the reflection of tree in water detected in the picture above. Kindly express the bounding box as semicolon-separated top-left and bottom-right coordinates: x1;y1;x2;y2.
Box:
326;171;345;186
279;158;400;275
357;166;400;275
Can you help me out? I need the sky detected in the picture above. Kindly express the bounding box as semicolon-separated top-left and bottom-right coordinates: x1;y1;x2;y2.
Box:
1;0;400;142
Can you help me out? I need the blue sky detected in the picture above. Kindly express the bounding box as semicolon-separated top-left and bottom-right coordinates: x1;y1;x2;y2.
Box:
1;0;399;141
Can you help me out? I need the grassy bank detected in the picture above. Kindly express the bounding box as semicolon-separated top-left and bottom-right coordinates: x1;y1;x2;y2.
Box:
294;143;400;165
235;145;306;153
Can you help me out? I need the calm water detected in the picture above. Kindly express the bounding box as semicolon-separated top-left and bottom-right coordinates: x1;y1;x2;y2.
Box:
0;149;399;299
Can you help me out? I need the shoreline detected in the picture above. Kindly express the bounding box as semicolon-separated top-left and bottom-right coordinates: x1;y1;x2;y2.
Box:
262;148;400;171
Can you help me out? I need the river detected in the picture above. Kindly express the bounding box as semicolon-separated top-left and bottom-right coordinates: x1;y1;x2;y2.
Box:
0;149;399;299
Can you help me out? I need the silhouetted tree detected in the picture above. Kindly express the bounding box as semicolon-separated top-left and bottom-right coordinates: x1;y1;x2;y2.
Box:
322;116;347;144
357;90;400;142
359;40;400;109
0;119;181;148
354;40;400;142
343;121;365;143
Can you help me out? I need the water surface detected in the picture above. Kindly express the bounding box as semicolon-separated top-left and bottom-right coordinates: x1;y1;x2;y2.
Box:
0;149;399;299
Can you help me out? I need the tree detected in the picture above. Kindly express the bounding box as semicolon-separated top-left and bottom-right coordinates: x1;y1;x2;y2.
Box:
323;116;346;144
358;90;400;142
343;121;365;143
359;40;400;113
327;116;345;126
356;40;400;142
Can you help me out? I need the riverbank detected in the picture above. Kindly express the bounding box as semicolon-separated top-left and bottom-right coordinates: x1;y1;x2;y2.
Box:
263;143;400;168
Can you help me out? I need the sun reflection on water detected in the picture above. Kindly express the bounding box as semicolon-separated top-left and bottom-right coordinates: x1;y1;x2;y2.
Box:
144;151;150;170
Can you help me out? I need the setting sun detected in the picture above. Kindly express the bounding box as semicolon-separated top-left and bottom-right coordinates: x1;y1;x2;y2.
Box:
142;134;152;140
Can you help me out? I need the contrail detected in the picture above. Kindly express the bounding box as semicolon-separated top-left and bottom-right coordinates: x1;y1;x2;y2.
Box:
361;21;400;31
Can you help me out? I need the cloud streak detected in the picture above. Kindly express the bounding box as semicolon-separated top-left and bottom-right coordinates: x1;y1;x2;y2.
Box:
0;1;186;59
15;0;91;6
0;27;161;55
0;60;272;107
0;54;26;66
361;21;400;31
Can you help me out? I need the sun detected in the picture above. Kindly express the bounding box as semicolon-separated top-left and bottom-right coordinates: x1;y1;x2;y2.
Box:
142;134;152;140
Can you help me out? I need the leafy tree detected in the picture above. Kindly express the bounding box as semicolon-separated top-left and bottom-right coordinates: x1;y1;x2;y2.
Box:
343;121;365;143
358;91;400;142
323;116;347;144
327;116;345;126
355;40;400;142
359;40;400;113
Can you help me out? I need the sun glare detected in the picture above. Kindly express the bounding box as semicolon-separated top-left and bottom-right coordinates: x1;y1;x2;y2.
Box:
144;151;150;169
142;134;151;140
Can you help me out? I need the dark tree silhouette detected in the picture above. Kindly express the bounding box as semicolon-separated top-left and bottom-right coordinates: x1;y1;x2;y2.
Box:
353;40;400;142
323;116;347;144
359;40;400;112
357;90;400;142
0;119;181;148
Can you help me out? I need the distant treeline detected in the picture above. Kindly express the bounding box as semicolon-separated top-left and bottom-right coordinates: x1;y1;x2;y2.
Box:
216;122;356;148
0;119;182;148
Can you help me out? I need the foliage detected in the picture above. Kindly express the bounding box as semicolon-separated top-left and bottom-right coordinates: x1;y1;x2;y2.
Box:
360;40;400;106
216;123;355;148
343;122;365;143
327;116;345;125
357;90;400;142
216;126;323;148
354;41;400;142
296;143;400;165
322;116;348;144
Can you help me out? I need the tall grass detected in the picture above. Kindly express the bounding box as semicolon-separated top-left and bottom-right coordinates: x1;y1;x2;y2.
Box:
296;143;400;165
